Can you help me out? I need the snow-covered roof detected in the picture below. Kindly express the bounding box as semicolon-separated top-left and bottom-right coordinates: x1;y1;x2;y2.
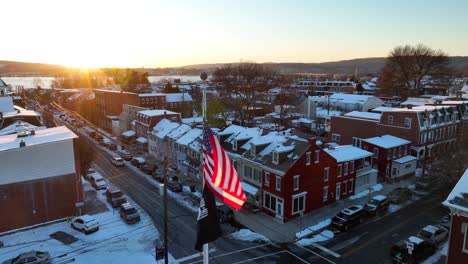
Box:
344;111;381;120
151;119;180;139
0;121;45;136
0;126;77;152
218;125;245;136
363;135;411;149
372;195;387;202
324;145;373;162
250;132;286;146
136;137;148;143
0;97;15;113
121;130;136;137
182;117;203;125
139;109;178;117
461;85;468;92
275;145;295;153
226;127;262;143
167;124;191;140
330;93;375;105
176;128;202;146
295;118;315;124
443;168;468;213
165;93;193;102
316;108;343;119
138;93;165;97
241;181;258;196
393;155;417;164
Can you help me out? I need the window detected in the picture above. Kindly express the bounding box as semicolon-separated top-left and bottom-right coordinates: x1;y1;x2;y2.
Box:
387;150;391;160
337;164;342;177
263;192;277;212
293;175;300;191
350;161;355;173
398;146;402;157
332;134;341;142
264;172;270;187
353;137;362;148
250;145;256;155
388;115;393;124
344;163;348;175
272;151;279;164
463;224;468;253
385;165;390;176
292;194;306;214
324;167;329;182
323;186;329;201
343;180;348;194
373;148;379;158
348;179;354;192
244;166;252;180
233;140;238;151
404;117;412;128
253;169;262;184
404;146;408;156
232;160;238;171
314;150;320;163
393;149;396;159
306;152;311;165
392;167;397;176
276;176;281;191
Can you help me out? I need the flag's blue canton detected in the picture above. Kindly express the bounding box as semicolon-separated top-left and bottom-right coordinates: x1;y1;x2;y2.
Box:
203;126;213;153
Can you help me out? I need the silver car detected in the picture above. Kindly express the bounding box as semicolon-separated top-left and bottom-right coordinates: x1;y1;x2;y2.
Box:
2;251;51;264
417;225;448;245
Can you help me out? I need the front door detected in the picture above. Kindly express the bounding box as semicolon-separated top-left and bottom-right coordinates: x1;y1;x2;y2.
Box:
276;199;283;220
336;183;341;201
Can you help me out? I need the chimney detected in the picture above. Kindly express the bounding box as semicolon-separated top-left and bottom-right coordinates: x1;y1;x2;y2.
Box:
19;140;26;148
30;129;35;135
308;137;317;146
262;127;270;136
406;104;413;109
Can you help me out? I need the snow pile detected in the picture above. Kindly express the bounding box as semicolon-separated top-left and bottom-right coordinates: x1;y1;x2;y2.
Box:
296;230;334;246
296;219;331;238
349;184;383;200
230;229;270;243
407;184;416;190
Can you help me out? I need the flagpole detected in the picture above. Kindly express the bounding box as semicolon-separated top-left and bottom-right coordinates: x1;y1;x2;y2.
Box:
200;72;209;264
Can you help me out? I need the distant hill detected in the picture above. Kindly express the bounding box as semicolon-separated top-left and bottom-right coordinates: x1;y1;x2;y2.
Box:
1;57;468;76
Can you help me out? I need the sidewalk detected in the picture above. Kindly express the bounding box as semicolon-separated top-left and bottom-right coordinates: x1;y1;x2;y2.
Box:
234;177;417;243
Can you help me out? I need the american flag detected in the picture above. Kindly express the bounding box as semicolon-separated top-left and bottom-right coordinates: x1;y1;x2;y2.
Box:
202;125;246;210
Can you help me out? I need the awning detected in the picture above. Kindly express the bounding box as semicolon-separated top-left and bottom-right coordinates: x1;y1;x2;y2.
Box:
241;181;259;196
393;155;417;164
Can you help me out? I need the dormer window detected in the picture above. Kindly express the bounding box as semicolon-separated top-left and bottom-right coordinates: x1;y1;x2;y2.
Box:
233;139;238;151
250;145;256;156
272;151;279;164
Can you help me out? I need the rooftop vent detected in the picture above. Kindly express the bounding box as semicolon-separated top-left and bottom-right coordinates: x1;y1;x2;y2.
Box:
30;129;35;135
406;104;413;109
19;140;26;148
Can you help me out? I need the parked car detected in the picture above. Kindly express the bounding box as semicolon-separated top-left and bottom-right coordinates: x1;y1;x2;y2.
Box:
71;215;99;234
131;157;146;168
417;225;448;245
95;134;104;143
118;150;133;161
111;157;125;167
390;236;436;264
141;164;156;175
331;205;366;231
107;143;117;151
106;188;127;208
364;195;389;216
2;251;51;264
89;131;97;138
167;180;183;192
152;172;165;183
89;174;107;190
387;187;413;204
217;205;234;224
119;202;141;224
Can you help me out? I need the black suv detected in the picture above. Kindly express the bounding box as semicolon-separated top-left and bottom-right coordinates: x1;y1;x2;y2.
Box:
140;164;157;175
106;188;127;208
331;205;366;231
130;157;145;168
119;202;141;224
364;195;389;216
390;236;436;264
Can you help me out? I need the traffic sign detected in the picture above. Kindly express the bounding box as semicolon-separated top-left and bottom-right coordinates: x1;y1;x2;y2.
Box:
406;241;414;255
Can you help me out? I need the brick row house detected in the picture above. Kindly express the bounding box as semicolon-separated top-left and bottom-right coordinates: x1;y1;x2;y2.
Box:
443;168;468;264
361;135;415;181
217;125;376;222
134;110;180;139
330;103;467;160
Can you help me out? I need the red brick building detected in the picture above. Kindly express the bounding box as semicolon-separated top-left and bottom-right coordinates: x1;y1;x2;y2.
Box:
361;135;414;180
443;168;468;264
134;110;180;139
0;126;83;232
219;126;374;222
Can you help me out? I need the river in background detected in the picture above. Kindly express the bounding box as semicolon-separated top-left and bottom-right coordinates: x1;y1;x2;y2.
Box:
1;75;201;89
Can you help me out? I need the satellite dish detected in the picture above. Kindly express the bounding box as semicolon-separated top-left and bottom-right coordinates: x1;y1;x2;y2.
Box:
200;72;208;81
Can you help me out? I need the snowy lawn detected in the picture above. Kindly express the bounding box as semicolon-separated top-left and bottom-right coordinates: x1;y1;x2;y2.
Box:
295;219;331;239
0;180;178;264
229;229;270;243
349;184;383;200
296;230;335;246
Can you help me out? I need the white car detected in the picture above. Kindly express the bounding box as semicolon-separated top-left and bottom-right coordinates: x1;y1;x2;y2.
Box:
417;225;448;245
71;215;99;234
89;174;107;190
111;157;125;167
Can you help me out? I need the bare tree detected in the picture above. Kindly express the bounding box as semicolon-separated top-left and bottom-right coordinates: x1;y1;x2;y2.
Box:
212;63;275;126
379;44;452;97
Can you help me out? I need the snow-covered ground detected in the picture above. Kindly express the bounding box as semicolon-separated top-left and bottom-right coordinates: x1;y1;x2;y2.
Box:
349;184;383;200
0;180;178;264
295;219;331;239
296;230;335;246
229;229;270;243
